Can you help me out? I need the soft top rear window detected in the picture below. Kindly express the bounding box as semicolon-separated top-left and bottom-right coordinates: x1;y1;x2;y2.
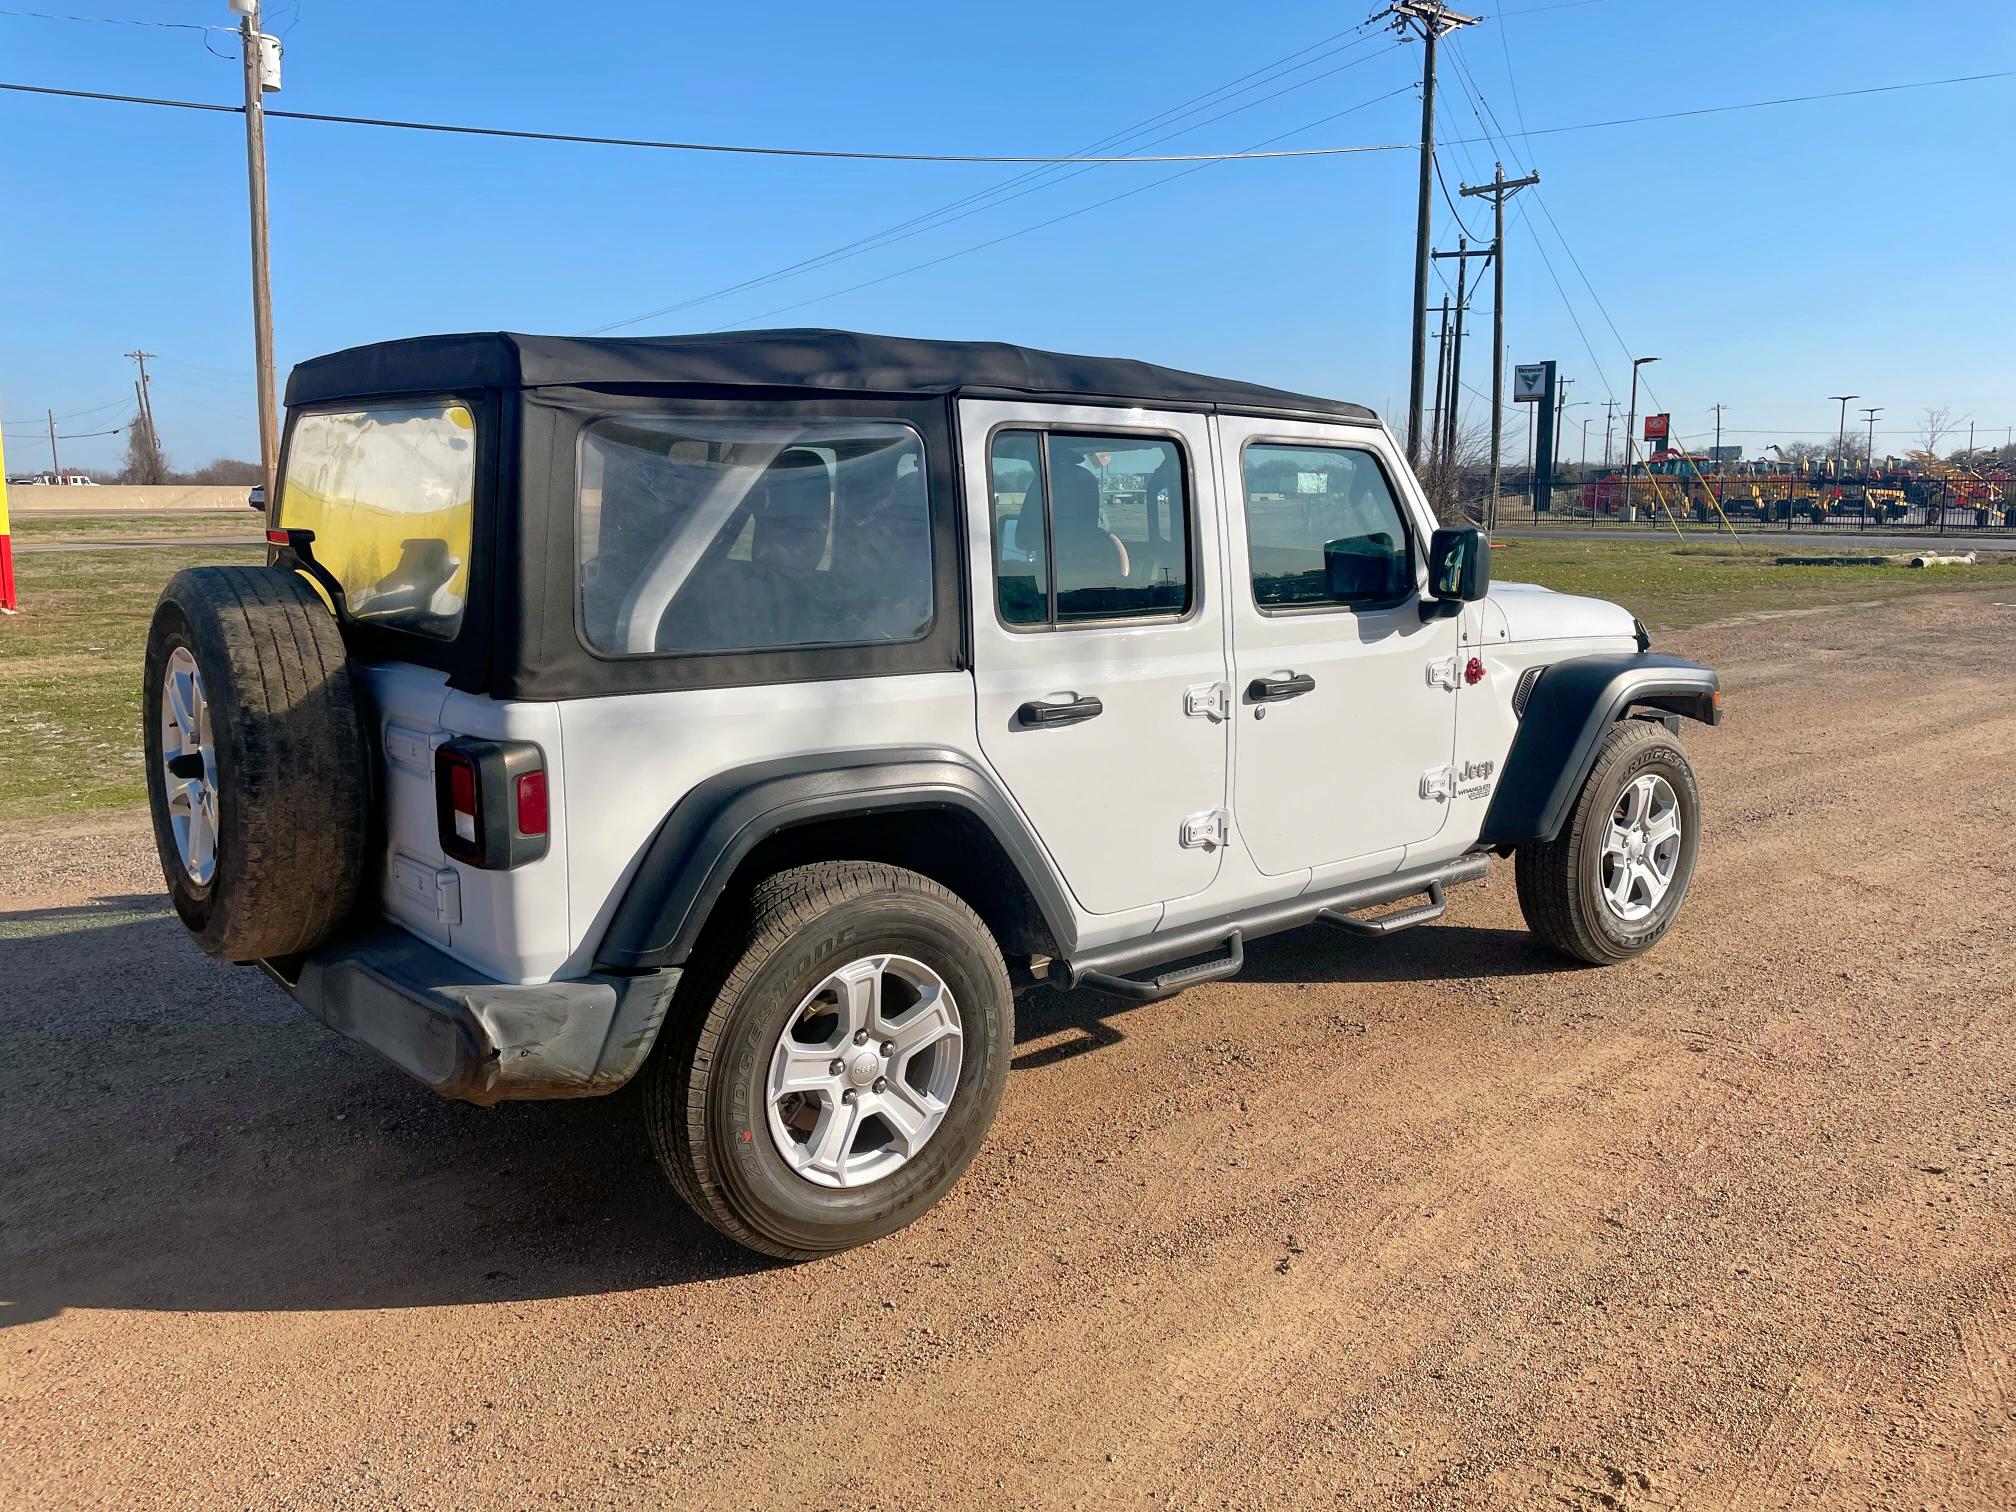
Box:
576;415;934;657
278;401;476;640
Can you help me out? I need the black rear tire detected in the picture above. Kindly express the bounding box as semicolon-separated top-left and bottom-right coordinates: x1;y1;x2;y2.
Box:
1516;719;1701;966
643;862;1012;1260
142;566;372;961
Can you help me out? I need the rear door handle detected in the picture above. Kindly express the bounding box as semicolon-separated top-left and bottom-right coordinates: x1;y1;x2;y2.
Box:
1017;694;1104;728
1247;672;1316;702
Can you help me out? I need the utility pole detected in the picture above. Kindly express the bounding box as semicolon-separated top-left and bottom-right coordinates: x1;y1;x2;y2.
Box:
1861;406;1881;474
1460;161;1540;528
1602;398;1617;469
1553;376;1574;476
47;409;61;480
230;0;282;501
125;350;160;473
1387;1;1477;468
1429;296;1450;466
1580;414;1592;473
1431;237;1491;468
1711;402;1725;503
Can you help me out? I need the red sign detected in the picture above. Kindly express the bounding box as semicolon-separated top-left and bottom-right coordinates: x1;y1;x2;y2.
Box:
1643;413;1670;442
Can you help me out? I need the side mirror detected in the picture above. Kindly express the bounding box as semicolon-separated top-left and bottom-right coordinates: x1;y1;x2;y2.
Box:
1421;527;1489;620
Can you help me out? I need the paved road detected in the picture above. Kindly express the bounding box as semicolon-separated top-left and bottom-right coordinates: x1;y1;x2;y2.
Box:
5;596;2015;1510
13;536;259;554
1499;524;2016;553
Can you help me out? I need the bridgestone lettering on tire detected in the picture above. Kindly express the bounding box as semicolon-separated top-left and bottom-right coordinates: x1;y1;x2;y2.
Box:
1515;719;1702;967
643;861;1013;1260
142;566;372;962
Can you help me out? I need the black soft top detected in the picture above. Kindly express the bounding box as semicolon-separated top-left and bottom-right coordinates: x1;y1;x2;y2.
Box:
284;328;1375;422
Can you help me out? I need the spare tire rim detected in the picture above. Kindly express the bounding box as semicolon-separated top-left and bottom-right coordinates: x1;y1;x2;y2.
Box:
1599;773;1681;923
160;645;219;885
765;953;963;1190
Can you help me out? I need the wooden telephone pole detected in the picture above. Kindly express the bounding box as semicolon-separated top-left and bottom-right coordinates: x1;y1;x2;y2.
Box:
230;0;282;502
1385;1;1477;469
1459;162;1539;529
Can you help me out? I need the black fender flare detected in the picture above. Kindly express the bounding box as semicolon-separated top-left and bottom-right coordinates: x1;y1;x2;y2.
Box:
1478;652;1721;847
592;747;1078;972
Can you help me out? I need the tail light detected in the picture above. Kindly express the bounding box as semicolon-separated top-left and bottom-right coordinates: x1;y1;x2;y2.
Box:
434;739;549;869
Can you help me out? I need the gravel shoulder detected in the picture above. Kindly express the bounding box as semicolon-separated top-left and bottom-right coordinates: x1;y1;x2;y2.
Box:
3;593;2014;1510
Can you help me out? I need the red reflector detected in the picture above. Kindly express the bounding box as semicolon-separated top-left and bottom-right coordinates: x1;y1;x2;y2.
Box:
515;771;548;837
265;529;290;545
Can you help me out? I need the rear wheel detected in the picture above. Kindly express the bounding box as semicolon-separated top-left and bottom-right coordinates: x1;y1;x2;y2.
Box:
1516;719;1701;965
643;862;1012;1260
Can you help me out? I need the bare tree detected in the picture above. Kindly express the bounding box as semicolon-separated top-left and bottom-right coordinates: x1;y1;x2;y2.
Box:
1776;440;1826;465
121;413;169;485
1919;406;1956;457
175;457;263;486
1824;434;1868;467
1416;418;1493;525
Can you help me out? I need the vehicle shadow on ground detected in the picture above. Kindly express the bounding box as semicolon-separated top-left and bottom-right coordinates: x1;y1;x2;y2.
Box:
0;902;1559;1324
1014;921;1564;1071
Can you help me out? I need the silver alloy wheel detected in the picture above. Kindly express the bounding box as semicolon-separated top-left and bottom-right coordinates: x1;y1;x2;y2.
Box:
1599;772;1681;923
160;645;220;886
765;953;963;1190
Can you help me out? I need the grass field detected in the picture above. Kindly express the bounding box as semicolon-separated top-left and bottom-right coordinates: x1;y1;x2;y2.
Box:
11;512;260;542
1492;538;2016;631
5;535;2016;823
0;545;263;821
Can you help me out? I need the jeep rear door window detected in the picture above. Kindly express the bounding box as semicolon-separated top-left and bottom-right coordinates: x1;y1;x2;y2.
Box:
988;430;1189;627
277;402;476;639
578;417;933;656
1241;443;1410;610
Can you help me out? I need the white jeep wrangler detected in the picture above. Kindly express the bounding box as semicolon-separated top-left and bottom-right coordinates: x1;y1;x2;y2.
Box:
143;330;1720;1258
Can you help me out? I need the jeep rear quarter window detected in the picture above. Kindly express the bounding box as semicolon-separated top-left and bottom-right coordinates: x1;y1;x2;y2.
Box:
1241;442;1411;611
277;402;477;639
577;417;934;656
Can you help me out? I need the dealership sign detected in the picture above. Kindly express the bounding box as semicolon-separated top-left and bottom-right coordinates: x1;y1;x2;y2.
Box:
1644;412;1670;441
1512;364;1548;403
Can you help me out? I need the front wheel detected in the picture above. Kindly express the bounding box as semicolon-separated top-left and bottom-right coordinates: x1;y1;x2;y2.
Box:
1515;719;1702;965
642;862;1013;1260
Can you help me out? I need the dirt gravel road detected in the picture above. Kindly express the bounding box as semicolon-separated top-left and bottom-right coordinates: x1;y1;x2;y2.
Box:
4;593;2014;1510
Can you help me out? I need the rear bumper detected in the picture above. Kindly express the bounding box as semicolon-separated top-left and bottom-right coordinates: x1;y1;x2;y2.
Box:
267;926;681;1105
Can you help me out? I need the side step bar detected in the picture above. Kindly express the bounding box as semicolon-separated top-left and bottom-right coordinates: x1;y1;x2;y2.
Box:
1058;854;1490;1001
1076;933;1245;1004
1318;881;1445;937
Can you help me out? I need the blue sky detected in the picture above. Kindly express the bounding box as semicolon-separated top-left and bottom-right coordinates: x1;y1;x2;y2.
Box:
3;0;2012;475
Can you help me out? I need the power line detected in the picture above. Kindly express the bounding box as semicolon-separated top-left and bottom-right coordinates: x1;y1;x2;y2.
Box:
586;30;1406;334
713;84;1416;331
0;8;230;31
0;80;1410;163
5;67;2007;164
1450;68;2016;148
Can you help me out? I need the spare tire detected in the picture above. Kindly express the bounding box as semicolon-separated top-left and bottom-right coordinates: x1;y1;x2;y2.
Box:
143;566;372;961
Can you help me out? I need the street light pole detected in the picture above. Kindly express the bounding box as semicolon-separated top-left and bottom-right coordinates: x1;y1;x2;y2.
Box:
1861;406;1882;474
1623;357;1658;522
1828;393;1857;480
230;0;281;504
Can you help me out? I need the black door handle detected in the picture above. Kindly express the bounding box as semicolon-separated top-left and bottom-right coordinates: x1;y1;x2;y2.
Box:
1017;694;1103;728
1247;672;1316;702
